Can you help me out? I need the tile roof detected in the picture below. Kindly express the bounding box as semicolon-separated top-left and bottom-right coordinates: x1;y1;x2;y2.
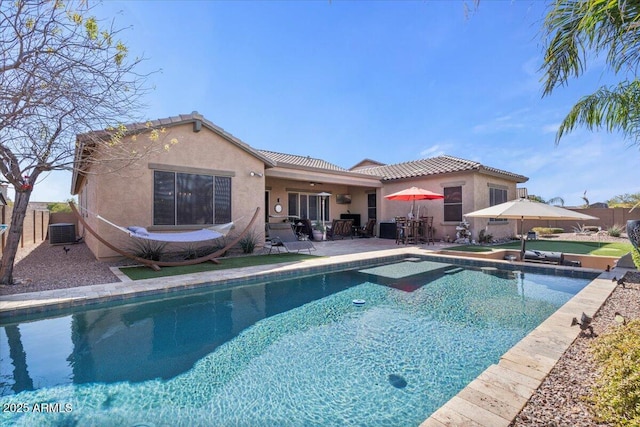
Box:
74;111;527;189
355;155;528;182
258;150;350;172
349;158;386;170
135;112;277;167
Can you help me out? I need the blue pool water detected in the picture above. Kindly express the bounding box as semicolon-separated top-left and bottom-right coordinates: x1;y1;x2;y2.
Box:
0;261;594;426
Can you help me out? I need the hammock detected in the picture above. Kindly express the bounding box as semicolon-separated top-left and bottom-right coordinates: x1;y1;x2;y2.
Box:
96;215;231;243
0;225;7;235
70;202;261;271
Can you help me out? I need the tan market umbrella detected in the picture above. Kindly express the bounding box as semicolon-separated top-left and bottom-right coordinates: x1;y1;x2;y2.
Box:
384;187;444;217
464;198;598;260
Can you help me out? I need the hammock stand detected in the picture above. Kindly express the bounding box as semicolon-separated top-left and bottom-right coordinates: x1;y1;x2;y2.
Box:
70;202;260;271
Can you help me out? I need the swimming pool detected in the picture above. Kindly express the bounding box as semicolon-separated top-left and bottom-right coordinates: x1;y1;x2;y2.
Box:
0;258;596;426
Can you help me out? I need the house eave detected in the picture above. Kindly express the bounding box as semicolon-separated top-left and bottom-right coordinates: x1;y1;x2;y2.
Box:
266;165;383;188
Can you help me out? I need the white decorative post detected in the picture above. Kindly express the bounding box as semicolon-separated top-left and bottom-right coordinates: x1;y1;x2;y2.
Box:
318;192;331;241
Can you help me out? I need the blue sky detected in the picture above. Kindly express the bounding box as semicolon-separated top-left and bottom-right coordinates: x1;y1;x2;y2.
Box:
30;0;638;206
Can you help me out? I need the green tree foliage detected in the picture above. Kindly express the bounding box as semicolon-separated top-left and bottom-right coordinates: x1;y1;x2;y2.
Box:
542;0;640;146
47;199;76;213
527;194;546;203
607;192;640;208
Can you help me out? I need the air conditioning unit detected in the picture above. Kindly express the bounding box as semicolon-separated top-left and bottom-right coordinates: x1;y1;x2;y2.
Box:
49;223;76;245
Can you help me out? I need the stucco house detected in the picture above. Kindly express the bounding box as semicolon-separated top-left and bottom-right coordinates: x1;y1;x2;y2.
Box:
71;112;528;261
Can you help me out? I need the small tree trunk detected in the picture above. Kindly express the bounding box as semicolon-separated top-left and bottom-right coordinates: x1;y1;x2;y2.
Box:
0;190;32;285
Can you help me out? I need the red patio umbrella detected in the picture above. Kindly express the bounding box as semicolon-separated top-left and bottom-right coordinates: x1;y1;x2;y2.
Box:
384;186;444;217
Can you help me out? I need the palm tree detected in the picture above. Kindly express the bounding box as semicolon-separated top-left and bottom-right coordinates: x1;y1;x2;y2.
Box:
542;0;640;146
546;196;565;207
528;195;565;206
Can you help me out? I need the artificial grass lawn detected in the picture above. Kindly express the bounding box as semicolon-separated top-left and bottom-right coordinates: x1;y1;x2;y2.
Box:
120;252;322;281
445;240;633;257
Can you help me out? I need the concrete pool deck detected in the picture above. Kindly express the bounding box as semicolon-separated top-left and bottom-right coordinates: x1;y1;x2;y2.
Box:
0;238;632;426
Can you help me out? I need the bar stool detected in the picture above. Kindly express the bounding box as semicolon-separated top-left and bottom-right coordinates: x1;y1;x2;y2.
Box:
405;219;418;244
395;217;407;244
423;216;434;245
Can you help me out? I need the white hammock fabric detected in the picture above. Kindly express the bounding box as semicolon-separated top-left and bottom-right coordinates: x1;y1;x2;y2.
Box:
209;222;234;237
97;215;230;243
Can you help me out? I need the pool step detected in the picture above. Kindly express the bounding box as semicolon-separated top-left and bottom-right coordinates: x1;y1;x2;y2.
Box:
444;267;464;275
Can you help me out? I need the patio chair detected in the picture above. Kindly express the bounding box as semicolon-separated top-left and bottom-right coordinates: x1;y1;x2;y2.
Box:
326;219;354;240
355;219;376;238
292;219;314;240
266;222;316;254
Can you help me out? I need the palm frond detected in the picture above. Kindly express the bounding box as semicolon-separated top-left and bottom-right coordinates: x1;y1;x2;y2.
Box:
542;0;640;95
556;80;640;143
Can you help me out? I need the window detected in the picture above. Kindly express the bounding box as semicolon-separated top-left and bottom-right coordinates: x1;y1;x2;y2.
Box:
288;192;329;221
153;171;231;226
154;171;176;225
214;176;232;224
489;187;508;222
367;193;377;220
443;186;462;222
288;193;298;217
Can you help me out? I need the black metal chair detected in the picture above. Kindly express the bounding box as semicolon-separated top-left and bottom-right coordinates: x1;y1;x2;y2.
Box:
355;219;376;238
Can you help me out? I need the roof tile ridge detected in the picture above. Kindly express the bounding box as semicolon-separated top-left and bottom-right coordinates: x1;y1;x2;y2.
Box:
439;154;478;165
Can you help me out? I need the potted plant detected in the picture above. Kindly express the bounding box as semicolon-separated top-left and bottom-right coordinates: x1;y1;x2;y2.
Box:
312;221;325;241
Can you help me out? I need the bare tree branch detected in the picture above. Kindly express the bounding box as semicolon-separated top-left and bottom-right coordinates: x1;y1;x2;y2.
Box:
0;0;170;284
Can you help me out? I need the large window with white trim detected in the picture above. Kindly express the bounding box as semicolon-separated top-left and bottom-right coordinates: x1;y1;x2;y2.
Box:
153;170;231;226
288;192;329;221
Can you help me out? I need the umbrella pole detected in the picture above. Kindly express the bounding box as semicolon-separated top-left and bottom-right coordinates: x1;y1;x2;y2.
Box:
519;217;526;260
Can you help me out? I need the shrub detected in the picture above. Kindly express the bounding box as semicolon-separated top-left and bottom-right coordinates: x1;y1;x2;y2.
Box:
589;319;640;426
573;223;595;234
179;242;225;260
532;227;555;236
239;231;259;254
550;227;564;234
180;244;201;260
478;229;493;244
180;239;224;259
632;248;640;270
130;239;167;261
608;224;624;238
